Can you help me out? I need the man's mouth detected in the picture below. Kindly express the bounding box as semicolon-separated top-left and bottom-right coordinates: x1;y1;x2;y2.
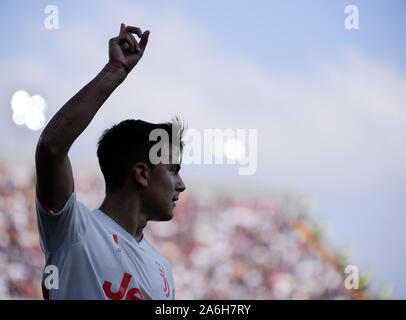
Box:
172;197;179;206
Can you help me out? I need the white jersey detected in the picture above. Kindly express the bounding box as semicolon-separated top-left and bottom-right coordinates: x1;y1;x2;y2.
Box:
35;189;175;300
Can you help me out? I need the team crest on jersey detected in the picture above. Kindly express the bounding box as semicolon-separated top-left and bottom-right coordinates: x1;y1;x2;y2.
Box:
112;234;121;252
155;261;170;298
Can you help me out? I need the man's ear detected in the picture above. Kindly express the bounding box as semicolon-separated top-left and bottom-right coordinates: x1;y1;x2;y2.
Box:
132;163;150;188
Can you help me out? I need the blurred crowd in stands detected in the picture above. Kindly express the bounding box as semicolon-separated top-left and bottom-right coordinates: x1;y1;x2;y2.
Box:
0;161;378;299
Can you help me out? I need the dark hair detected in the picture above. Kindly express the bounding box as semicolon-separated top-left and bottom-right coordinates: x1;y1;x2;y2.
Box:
97;117;185;193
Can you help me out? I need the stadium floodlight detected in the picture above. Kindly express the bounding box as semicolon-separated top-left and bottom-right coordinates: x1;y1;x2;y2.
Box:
10;90;47;131
30;94;47;112
12;111;26;126
224;138;244;161
11;90;31;115
25;107;46;131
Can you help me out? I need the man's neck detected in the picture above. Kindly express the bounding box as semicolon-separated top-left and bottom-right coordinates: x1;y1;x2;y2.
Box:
99;192;147;243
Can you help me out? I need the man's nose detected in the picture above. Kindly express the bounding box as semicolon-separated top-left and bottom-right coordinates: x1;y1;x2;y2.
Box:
176;175;186;193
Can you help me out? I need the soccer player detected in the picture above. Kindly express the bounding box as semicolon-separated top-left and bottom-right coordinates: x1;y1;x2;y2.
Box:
34;23;186;299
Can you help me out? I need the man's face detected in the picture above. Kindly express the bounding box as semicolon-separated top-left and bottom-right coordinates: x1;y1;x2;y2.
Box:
143;162;186;221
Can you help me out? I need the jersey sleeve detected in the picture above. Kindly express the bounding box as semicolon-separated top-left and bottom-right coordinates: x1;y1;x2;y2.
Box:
35;184;90;253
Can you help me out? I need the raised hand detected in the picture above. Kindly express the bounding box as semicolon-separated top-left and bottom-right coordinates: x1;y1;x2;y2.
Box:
108;23;150;73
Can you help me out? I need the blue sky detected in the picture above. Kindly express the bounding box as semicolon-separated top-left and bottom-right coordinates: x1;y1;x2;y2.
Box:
1;0;405;298
168;0;406;73
2;0;406;73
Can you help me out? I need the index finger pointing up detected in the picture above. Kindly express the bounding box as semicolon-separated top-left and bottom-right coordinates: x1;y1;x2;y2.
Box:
139;30;150;51
124;26;143;38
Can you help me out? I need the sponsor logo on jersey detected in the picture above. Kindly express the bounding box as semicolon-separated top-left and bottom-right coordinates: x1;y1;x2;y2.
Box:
103;272;144;300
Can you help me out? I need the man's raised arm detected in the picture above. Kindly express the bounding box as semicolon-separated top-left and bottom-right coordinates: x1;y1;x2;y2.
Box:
35;24;150;213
